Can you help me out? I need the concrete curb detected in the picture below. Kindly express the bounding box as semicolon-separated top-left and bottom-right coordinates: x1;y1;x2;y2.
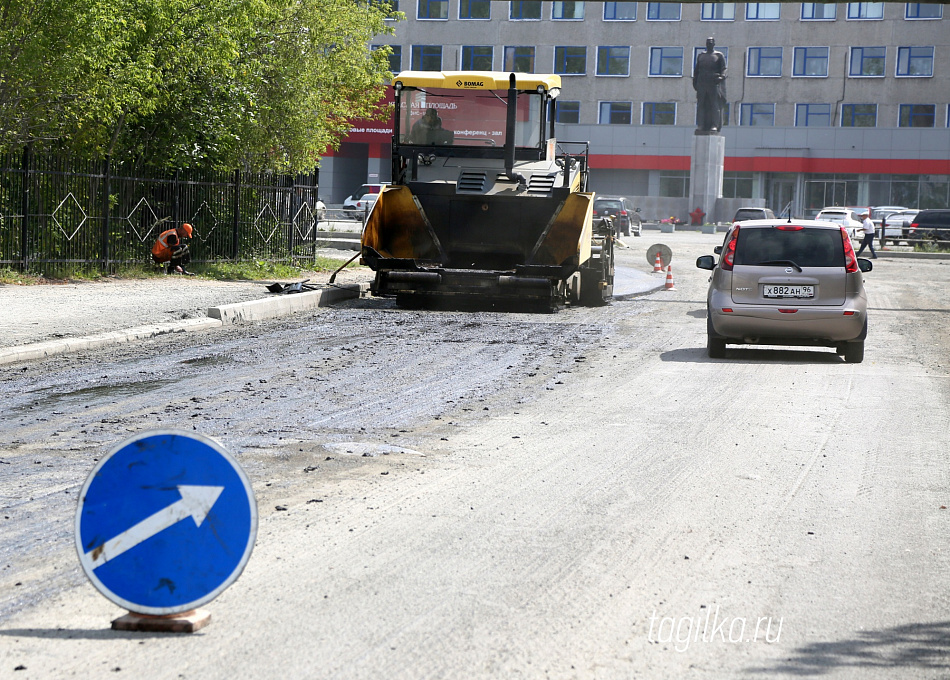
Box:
1;283;368;366
0;318;223;366
208;283;364;323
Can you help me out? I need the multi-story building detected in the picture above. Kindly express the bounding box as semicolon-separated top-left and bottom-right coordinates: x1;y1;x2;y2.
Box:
320;1;950;221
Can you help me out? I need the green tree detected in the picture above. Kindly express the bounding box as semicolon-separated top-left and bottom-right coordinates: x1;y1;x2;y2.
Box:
0;0;399;172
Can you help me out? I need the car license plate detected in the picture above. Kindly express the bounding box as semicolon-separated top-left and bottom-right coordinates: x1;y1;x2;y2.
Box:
763;285;814;298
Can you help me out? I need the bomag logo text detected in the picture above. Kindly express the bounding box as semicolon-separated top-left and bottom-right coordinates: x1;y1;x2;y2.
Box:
463;80;484;87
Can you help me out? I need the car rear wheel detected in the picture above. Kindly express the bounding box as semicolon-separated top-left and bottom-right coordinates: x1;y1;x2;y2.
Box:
706;317;726;358
843;340;864;364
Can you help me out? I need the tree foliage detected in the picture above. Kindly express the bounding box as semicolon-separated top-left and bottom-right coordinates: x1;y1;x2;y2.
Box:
0;0;399;171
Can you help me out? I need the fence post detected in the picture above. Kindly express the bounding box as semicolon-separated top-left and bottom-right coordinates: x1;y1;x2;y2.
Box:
173;169;181;227
102;155;111;271
288;176;297;265
232;169;241;260
20;144;31;270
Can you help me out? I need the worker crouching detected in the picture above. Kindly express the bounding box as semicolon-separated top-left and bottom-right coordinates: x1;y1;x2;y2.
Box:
152;223;195;275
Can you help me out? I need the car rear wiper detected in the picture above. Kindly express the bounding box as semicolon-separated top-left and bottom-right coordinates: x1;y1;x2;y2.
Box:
754;260;803;272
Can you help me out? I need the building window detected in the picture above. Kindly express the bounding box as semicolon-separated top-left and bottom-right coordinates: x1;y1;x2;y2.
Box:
418;0;448;19
847;2;884;19
411;45;442;70
723;172;753;199
905;3;942;19
373;0;399;15
510;1;542;20
701;3;735;20
896;46;934;77
504;46;535;72
747;47;783;76
604;1;637;20
841;103;877;127
659;171;689;197
643;102;677;124
801;3;836;19
373;45;402;73
554;46;587;75
598;46;631;76
599;102;632;124
459;0;491;19
746;3;780;19
740;103;775;126
796;103;832;126
647;2;681;20
556;101;581;123
849;47;886;76
899;104;936;127
553;1;585;19
793;47;829;77
649;47;684;76
461;46;493;70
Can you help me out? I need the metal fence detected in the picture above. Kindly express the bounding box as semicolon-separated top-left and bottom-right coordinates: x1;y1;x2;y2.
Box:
0;148;327;274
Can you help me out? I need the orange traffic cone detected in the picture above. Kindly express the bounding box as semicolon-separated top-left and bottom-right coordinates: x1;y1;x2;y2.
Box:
664;265;675;290
653;252;664;272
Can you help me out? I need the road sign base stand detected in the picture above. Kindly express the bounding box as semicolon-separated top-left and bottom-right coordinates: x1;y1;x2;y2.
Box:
112;609;211;633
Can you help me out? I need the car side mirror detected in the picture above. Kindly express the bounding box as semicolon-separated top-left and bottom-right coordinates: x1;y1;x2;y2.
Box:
857;258;873;273
696;255;717;270
713;245;723;255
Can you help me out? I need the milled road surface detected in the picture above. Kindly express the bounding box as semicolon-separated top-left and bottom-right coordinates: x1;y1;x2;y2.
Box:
1;233;949;678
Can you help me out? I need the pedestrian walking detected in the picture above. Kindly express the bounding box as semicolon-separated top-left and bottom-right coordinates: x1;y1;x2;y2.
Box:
855;210;877;259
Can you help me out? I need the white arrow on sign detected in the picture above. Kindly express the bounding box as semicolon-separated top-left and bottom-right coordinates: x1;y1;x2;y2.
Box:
85;485;224;569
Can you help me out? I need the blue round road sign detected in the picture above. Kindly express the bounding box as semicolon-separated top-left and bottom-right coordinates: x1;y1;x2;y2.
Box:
75;430;257;615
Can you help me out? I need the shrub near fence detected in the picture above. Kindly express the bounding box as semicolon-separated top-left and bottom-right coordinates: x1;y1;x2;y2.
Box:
0;148;324;276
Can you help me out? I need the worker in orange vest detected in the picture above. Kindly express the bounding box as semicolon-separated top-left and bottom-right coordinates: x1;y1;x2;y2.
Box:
151;223;195;275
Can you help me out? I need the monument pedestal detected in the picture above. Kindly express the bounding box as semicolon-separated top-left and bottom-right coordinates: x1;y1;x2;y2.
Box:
690;132;725;225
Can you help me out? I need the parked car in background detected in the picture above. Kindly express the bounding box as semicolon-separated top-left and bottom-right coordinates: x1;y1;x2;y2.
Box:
880;209;917;244
733;207;775;222
816;207;864;238
870;206;907;225
343;183;389;217
696;219;872;363
905;210;950;243
593;196;641;236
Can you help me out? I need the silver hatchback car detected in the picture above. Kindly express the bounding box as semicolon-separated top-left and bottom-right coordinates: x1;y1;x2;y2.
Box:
696;219;873;363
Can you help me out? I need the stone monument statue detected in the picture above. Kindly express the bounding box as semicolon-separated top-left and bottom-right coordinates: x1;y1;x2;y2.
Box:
693;37;727;133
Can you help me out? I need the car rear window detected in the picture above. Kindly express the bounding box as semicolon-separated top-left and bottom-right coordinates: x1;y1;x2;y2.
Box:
734;209;763;220
919;212;950;225
817;212;850;224
735;227;844;268
595;201;623;211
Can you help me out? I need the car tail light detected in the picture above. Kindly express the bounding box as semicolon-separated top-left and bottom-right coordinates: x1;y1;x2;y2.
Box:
776;225;803;231
779;309;798;313
619;210;627;216
722;308;733;313
720;226;740;270
841;227;858;272
910;222;919;230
